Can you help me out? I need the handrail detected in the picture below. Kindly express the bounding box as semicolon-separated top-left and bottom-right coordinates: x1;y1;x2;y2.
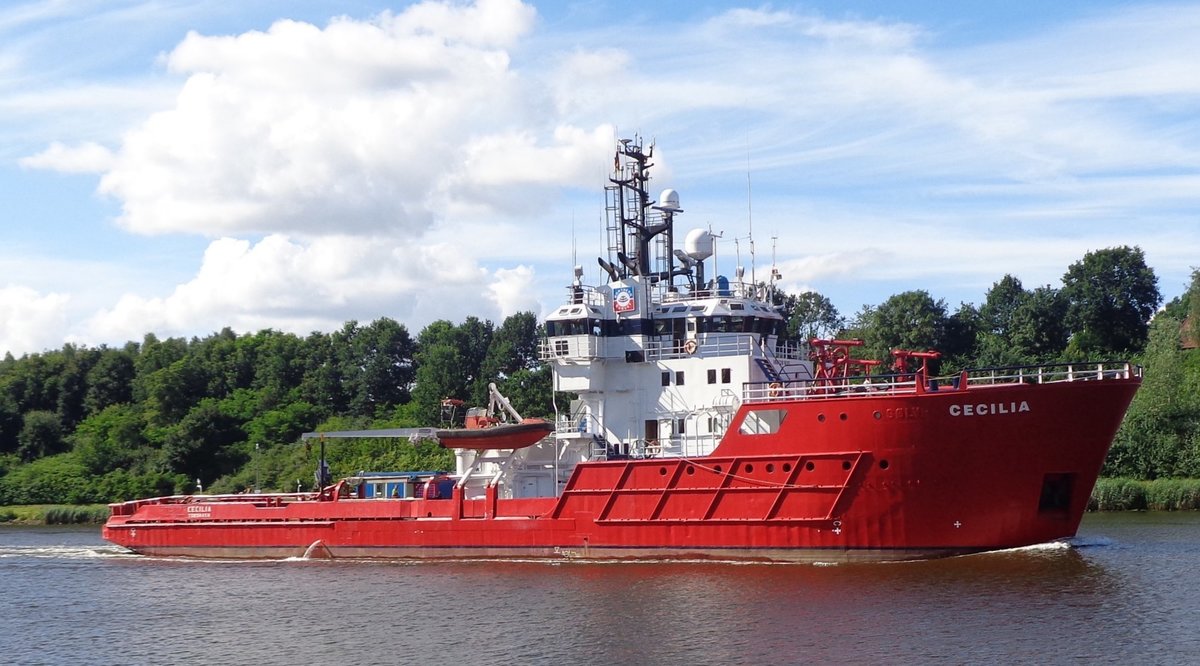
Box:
742;360;1140;404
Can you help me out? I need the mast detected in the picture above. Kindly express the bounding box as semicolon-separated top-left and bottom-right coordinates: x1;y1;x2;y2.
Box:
605;136;687;288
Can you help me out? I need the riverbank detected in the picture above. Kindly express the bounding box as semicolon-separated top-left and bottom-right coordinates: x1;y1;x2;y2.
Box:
3;478;1198;525
0;504;109;525
1090;477;1200;511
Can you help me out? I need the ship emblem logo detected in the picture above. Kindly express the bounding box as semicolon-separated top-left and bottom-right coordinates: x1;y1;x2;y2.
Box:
613;286;636;313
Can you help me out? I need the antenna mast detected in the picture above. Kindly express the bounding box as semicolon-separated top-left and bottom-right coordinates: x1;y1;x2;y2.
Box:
746;139;755;288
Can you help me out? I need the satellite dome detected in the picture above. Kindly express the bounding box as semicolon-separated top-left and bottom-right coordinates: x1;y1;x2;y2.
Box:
657;189;682;212
684;228;714;261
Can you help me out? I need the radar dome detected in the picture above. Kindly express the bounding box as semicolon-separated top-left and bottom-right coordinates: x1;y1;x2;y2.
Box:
684;228;714;261
657;189;682;212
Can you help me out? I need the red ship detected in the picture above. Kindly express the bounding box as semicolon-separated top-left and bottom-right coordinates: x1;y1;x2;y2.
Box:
103;137;1140;562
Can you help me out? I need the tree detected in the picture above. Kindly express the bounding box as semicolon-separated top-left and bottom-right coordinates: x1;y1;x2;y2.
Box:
0;392;20;454
1009;286;1069;361
1061;246;1161;356
72;404;149;475
494;366;553;419
346;318;415;416
1162;269;1200;347
457;316;495;399
1107;314;1200;478
18;410;65;462
411;323;469;425
139;356;208;426
775;291;843;342
863;290;948;366
941;303;981;368
476;312;540;405
297;330;350;414
160;399;247;482
975;276;1031;366
56;345;100;431
84;349;136;414
131;334;188;402
250;330;307;406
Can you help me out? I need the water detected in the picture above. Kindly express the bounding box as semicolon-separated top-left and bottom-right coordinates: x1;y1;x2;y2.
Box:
3;513;1199;665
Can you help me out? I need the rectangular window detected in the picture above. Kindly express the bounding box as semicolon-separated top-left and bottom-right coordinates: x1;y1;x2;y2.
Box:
676;418;686;435
721;368;731;384
661;371;670;386
707;369;717;384
675;370;684;386
737;408;787;435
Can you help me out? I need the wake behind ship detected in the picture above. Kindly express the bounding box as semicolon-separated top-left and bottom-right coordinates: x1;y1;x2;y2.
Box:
103;136;1141;563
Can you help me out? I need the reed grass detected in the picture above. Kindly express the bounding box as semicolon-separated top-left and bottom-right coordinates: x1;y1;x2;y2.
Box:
42;505;110;524
0;504;109;524
1090;478;1200;511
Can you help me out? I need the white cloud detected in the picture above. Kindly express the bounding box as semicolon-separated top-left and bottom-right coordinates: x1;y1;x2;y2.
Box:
0;286;69;356
82;234;507;345
5;1;1200;356
89;0;608;239
488;264;538;319
384;0;536;47
19;141;114;173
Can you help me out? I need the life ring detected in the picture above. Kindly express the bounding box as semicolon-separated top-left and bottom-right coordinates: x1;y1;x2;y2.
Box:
683;340;698;355
768;382;783;398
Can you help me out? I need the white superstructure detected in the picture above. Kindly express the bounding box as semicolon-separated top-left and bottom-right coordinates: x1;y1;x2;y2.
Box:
458;137;812;501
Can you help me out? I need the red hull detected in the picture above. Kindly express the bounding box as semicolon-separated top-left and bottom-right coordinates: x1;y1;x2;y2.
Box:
103;375;1139;563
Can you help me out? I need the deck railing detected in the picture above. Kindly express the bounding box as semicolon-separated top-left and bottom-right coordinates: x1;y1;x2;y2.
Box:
742;360;1140;404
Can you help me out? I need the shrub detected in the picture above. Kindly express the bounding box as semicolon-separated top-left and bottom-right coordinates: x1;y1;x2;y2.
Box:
43;505;110;525
1090;477;1200;510
1090;478;1147;511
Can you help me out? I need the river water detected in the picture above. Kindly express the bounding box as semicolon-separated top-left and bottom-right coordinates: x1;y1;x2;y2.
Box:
2;512;1198;665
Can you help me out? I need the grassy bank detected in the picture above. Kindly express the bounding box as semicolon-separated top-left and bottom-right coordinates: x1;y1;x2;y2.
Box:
0;504;109;525
1088;478;1200;511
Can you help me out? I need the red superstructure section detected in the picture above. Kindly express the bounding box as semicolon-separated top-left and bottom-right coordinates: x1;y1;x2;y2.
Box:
103;362;1140;563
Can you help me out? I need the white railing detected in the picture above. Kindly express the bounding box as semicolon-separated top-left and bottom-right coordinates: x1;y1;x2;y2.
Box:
741;361;1141;404
541;333;809;365
539;336;602;361
960;361;1141;386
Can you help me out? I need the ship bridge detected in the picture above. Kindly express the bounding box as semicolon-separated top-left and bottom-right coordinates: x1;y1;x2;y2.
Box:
541;136;811;466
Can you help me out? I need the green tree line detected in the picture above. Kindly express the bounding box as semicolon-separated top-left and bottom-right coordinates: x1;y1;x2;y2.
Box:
1;246;1197;506
0;313;549;504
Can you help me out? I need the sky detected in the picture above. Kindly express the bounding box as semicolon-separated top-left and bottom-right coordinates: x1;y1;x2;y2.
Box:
2;0;1198;357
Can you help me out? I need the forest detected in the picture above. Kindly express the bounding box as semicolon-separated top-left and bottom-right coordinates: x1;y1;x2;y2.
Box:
1;245;1197;507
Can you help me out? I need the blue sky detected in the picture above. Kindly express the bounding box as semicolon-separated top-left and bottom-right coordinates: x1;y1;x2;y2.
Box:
2;0;1198;356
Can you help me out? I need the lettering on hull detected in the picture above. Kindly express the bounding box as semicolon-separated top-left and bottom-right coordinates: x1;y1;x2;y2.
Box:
883;407;928;420
948;401;1031;417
